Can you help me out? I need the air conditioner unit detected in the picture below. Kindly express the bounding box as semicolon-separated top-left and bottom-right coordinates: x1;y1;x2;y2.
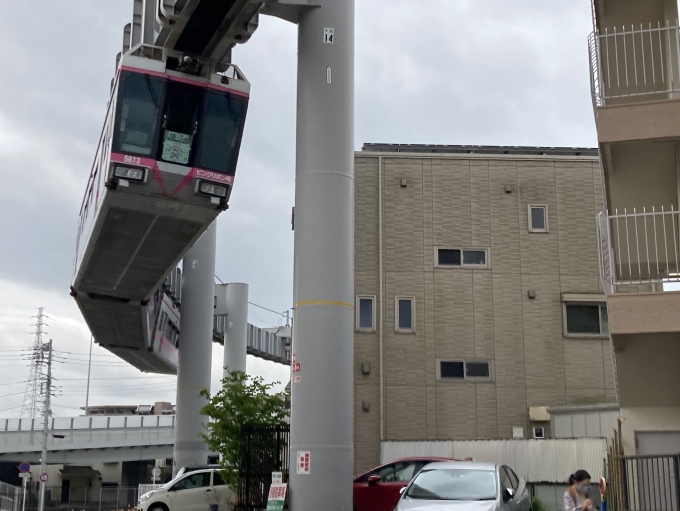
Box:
533;426;545;439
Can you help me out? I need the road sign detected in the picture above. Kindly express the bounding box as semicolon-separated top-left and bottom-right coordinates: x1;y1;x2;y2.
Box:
151;467;161;478
18;462;30;473
272;472;282;484
155;459;166;468
266;483;287;511
39;473;48;483
18;473;30;479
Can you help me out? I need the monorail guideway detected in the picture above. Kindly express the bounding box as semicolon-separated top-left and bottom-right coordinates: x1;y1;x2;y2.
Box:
71;45;250;373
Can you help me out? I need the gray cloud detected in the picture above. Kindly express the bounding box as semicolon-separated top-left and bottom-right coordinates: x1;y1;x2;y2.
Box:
0;0;598;415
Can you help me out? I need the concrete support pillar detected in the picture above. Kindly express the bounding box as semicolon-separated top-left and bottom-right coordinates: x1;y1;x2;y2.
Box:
289;1;355;509
174;222;216;471
223;283;248;376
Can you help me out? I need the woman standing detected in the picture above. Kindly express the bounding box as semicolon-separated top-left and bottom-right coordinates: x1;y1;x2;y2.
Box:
564;470;594;511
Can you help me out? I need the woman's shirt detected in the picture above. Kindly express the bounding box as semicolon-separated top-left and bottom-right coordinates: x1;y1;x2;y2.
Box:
564;490;586;511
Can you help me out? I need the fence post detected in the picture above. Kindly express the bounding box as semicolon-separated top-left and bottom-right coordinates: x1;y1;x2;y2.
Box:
674;456;680;511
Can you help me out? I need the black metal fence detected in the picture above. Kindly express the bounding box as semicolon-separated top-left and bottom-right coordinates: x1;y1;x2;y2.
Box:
612;454;680;511
237;423;290;511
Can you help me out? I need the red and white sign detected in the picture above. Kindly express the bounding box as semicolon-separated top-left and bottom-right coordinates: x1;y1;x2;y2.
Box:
292;376;301;383
296;451;311;475
292;354;297;363
39;473;48;483
292;362;300;373
268;483;287;500
195;169;234;185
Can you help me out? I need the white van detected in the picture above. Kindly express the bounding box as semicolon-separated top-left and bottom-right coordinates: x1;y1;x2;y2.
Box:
138;468;235;511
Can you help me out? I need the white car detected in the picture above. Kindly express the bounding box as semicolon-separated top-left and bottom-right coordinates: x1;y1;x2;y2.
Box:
138;468;235;511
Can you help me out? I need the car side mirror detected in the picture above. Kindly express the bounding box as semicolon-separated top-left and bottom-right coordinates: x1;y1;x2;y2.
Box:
367;475;380;485
503;488;514;502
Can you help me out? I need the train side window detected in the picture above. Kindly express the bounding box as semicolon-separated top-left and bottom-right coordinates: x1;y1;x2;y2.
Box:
160;82;203;165
197;92;246;174
114;72;163;156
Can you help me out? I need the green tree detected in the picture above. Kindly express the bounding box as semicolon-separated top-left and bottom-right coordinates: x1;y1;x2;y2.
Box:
200;370;289;490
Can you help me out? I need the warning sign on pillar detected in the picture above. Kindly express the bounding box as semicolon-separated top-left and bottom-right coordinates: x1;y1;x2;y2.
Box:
292;376;301;383
292;362;300;373
296;451;311;475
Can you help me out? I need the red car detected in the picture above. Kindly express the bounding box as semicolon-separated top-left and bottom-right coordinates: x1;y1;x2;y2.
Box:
353;457;467;511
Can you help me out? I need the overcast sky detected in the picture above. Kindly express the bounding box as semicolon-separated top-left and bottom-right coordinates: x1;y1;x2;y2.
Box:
0;0;597;418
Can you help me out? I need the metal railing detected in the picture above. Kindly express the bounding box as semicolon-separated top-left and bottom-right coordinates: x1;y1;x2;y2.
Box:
0;482;18;511
610;454;680;511
0;414;175;432
589;21;680;106
21;484;140;511
597;208;680;292
138;484;163;496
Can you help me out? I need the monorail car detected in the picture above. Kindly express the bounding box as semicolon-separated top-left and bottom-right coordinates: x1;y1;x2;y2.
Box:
71;45;249;372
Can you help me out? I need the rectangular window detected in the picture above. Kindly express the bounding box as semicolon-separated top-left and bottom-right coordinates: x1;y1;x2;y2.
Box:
439;360;493;381
440;361;464;378
356;296;375;332
437;248;489;268
438;249;461;266
529;205;548;233
395;297;415;332
565;303;609;336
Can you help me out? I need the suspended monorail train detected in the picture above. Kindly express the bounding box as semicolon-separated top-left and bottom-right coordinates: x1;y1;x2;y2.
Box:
71;45;249;373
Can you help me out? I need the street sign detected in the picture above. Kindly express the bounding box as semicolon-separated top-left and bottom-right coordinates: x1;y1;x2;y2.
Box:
155;459;166;468
151;467;161;477
39;473;48;483
265;483;287;511
18;462;30;473
18;473;30;479
272;472;282;484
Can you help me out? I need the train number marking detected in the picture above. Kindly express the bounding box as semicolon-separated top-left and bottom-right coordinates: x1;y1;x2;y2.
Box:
123;155;142;165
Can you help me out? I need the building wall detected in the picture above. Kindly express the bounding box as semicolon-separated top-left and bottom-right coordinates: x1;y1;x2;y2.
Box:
353;152;617;475
620;407;680;455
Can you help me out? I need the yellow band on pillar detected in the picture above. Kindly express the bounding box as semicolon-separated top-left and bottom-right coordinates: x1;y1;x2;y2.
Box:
295;300;354;309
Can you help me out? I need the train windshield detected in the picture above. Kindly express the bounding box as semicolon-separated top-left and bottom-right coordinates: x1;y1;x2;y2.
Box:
113;70;247;173
115;73;162;156
197;92;246;173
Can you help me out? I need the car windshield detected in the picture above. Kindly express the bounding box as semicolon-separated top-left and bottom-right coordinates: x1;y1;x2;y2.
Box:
406;468;497;501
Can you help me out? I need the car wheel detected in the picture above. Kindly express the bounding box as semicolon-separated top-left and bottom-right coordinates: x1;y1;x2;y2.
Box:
149;505;168;511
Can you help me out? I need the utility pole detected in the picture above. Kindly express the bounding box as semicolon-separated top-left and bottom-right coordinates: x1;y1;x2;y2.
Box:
21;308;47;418
38;339;52;511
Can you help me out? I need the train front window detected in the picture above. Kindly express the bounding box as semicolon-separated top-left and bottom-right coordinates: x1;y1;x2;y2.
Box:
115;73;162;156
161;82;203;165
197;92;246;173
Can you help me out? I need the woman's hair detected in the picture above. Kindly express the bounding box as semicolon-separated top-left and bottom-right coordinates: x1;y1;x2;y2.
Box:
569;470;592;486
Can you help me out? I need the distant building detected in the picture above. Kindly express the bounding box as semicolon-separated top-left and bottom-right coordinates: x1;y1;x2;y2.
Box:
352;144;617;475
83;402;174;416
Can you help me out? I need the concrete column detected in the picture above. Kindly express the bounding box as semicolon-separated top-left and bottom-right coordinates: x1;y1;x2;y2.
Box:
141;0;156;44
289;1;355;509
223;283;248;376
174;221;216;471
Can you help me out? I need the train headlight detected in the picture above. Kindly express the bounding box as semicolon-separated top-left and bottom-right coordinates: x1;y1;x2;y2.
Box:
114;166;146;182
198;181;228;198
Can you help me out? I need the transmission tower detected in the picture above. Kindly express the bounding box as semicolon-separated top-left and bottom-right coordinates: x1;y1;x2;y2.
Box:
21;308;48;418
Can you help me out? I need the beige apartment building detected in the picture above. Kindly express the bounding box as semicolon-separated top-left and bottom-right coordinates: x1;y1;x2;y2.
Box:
352;144;617;474
589;0;680;455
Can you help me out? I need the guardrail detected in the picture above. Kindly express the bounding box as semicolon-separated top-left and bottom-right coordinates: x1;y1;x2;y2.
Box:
597;208;680;293
0;414;175;432
589;21;680;106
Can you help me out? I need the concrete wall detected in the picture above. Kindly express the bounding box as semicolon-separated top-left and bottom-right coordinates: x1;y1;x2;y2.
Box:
609;292;680;334
353;152;617;475
620;406;680;454
615;333;680;409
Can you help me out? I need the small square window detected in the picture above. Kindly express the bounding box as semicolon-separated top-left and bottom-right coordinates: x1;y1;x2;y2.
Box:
466;361;490;379
441;361;464;378
438;249;461;266
529;205;548;233
564;303;609;337
395;297;415;332
356;296;375;331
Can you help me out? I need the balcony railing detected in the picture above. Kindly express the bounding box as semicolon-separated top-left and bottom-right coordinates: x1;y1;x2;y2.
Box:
597;208;680;293
589;21;680;106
